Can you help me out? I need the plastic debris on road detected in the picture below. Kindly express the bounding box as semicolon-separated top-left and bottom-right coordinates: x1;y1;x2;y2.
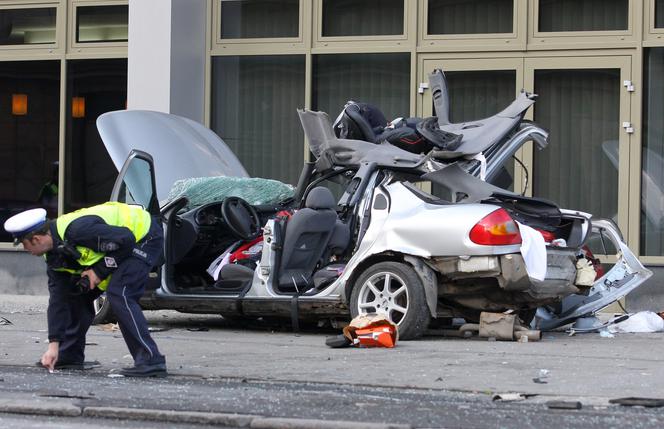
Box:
325;314;398;348
0;317;12;325
98;323;119;332
599;330;615;338
609;397;664;407
492;393;534;402
546;400;582;410
607;311;664;333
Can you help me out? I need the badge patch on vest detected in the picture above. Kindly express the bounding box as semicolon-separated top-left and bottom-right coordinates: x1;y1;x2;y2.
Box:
132;248;148;260
104;256;118;268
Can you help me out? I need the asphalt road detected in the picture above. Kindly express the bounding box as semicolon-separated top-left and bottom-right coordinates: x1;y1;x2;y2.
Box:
1;294;664;428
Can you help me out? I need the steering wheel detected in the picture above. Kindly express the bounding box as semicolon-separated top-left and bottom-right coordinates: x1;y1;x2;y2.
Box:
221;196;262;240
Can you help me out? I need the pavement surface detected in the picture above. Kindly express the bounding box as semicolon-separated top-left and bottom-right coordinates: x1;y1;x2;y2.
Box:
1;294;664;428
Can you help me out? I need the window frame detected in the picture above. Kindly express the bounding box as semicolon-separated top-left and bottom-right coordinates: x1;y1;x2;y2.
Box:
211;0;308;55
313;0;411;50
0;1;64;55
644;0;664;45
419;0;526;52
68;0;129;53
522;55;634;257
529;0;639;50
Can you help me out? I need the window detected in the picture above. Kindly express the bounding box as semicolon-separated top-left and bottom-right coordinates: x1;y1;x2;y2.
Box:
443;70;516;123
322;0;404;37
211;55;305;185
657;0;664;28
0;7;56;45
64;59;127;212
220;0;299;39
0;61;60;242
428;0;513;35
641;48;664;256
75;5;128;43
538;0;628;32
313;53;410;123
533;69;620;219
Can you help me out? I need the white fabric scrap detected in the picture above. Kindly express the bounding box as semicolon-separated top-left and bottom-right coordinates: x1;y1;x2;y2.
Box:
206;242;238;280
607;311;664;333
470;153;487;181
516;222;547;281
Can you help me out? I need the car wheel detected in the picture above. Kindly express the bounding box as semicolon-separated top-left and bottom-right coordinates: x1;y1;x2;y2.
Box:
350;261;430;340
92;294;116;325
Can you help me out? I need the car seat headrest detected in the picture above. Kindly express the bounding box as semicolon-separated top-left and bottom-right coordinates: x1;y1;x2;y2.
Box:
305;187;336;210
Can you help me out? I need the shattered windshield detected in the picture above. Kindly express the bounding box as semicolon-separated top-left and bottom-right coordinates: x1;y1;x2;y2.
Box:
167;176;295;212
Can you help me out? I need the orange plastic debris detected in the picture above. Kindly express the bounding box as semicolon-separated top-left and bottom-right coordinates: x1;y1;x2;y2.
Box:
342;314;398;348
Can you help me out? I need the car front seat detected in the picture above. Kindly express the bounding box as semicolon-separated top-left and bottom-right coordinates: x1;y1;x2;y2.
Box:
278;187;338;292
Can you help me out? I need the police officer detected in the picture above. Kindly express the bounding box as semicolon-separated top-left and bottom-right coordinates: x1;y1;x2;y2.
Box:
4;202;167;377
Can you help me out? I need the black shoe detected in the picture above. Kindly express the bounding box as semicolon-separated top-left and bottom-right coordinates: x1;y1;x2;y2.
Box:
36;360;101;370
120;363;167;378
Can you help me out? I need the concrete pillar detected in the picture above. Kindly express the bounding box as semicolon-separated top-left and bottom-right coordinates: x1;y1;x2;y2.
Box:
127;0;206;123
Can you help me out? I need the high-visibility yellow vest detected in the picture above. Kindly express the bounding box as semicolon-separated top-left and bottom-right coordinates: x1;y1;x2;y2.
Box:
53;202;152;291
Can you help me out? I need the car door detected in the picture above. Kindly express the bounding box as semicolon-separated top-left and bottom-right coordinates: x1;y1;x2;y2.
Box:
110;149;160;217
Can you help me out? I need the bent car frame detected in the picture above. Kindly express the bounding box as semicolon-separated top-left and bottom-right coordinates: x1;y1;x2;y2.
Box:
94;71;651;339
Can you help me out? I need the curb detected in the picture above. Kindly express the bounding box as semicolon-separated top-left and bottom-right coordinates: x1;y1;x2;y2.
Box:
84;406;258;427
250;417;411;429
0;399;81;417
0;399;412;429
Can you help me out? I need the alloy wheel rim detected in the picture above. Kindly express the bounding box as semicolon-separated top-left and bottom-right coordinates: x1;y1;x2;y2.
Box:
93;294;106;315
357;271;409;325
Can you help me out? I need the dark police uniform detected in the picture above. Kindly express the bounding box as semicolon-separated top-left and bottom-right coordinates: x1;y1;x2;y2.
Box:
45;202;166;374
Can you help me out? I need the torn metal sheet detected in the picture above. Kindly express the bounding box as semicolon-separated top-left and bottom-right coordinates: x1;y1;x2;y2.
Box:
537;219;653;331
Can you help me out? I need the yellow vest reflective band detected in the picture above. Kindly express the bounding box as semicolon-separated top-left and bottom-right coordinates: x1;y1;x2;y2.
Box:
54;202;152;291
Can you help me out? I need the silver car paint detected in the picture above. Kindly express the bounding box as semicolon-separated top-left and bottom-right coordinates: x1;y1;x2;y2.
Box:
101;111;652;327
97;110;248;201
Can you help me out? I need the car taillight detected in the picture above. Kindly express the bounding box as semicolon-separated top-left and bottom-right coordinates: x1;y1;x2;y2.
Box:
536;229;556;243
469;208;522;246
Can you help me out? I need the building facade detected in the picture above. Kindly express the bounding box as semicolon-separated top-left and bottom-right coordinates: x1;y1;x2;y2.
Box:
1;0;663;307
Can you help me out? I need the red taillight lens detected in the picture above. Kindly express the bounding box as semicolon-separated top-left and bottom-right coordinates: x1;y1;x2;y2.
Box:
469;208;522;245
536;229;556;243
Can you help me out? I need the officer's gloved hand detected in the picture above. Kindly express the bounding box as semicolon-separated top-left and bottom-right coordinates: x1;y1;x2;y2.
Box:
74;276;91;295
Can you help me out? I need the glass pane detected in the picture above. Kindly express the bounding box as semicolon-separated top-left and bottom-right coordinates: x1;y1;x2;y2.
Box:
220;0;299;39
428;0;513;35
538;0;628;32
76;5;128;43
322;0;403;37
0;8;56;45
657;0;664;28
432;70;517;193
533;69;620;220
117;157;154;209
445;70;516;123
641;48;664;256
211;55;305;185
313;53;410;123
0;61;60;242
65;59;127;212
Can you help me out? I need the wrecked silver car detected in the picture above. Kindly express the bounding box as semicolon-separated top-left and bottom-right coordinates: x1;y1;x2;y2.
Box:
94;71;651;340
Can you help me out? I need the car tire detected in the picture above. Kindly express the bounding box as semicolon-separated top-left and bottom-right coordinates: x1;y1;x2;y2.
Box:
92;294;117;325
350;261;430;340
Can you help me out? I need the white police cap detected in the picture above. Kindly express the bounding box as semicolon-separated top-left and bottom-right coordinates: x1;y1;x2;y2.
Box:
4;208;48;244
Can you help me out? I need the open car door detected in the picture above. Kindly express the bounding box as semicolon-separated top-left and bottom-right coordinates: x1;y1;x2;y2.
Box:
110;149;160;217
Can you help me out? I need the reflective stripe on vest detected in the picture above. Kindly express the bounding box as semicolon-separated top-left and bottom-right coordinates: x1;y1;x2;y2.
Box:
54;202;152;291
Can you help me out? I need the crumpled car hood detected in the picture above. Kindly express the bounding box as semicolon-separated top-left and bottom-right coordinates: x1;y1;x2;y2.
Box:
97;110;248;201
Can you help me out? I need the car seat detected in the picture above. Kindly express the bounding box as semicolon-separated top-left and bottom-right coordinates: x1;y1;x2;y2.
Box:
277;187;338;292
